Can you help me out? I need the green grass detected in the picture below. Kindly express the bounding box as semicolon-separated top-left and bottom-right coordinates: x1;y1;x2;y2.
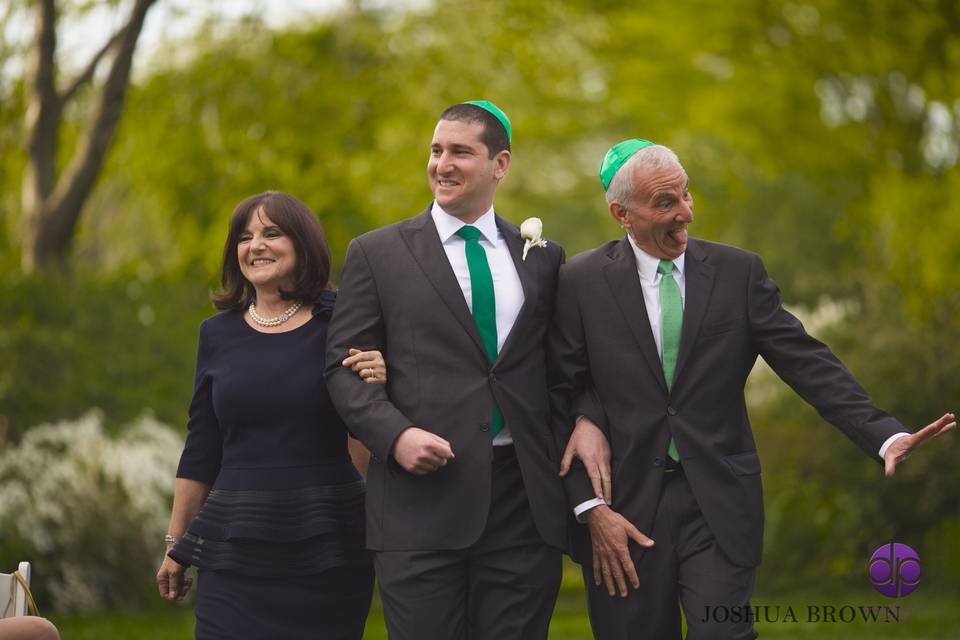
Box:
49;561;959;639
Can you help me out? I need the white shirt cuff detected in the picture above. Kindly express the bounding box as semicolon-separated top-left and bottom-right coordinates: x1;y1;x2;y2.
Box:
573;497;606;522
878;432;910;460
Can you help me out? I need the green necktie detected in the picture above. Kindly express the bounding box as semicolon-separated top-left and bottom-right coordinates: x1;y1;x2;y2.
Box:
456;226;504;437
658;259;682;462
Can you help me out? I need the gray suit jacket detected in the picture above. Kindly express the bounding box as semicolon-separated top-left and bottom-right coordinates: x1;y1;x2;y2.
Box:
325;206;567;551
549;237;905;567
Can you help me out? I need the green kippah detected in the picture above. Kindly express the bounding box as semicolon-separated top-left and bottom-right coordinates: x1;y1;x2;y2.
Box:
463;100;512;144
599;138;655;191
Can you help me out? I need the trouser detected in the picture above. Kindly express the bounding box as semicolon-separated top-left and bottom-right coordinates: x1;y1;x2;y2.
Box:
581;467;758;640
375;446;562;640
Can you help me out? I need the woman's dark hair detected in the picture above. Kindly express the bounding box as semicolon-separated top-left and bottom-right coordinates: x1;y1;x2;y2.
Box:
212;191;332;311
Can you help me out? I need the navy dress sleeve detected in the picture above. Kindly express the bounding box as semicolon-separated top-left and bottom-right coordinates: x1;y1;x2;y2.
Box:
176;320;223;485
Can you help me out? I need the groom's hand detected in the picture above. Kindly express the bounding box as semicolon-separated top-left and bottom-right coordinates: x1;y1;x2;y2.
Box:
392;427;455;475
560;416;612;502
586;505;653;598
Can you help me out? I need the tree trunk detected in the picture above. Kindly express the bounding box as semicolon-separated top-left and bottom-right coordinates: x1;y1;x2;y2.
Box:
21;0;159;273
21;0;60;271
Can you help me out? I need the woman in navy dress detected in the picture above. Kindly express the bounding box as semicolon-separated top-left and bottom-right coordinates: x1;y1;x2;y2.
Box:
155;192;384;639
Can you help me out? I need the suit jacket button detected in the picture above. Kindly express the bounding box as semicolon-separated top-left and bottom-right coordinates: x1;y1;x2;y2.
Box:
653;457;663;467
667;406;678;416
480;423;490;432
489;373;497;383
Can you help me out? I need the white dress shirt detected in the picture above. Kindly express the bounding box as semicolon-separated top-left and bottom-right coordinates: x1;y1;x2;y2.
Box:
629;234;687;358
431;202;524;446
573;235;906;519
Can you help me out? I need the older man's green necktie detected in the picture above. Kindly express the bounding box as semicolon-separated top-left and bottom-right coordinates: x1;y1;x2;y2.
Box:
456;226;503;437
658;259;681;462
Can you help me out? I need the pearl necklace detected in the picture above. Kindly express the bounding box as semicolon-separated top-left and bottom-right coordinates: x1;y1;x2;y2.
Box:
248;300;303;327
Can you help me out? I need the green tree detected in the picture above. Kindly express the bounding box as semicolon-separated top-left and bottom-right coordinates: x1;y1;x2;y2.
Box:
18;0;159;272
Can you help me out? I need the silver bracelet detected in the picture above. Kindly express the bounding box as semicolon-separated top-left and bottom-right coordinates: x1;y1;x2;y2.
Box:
164;534;179;545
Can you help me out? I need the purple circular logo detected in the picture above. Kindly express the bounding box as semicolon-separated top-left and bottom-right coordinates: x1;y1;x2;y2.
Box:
869;543;921;597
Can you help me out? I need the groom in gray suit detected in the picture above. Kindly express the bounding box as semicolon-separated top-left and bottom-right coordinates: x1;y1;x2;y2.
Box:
325;101;566;639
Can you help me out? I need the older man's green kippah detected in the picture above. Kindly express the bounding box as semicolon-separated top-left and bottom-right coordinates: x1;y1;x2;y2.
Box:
464;100;512;144
599;138;655;191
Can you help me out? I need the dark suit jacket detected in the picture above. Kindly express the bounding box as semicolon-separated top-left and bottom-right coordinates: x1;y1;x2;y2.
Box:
549;237;905;568
325;206;567;552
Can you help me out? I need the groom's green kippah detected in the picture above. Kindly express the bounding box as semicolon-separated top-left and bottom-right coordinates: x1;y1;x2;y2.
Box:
464;100;512;144
599;138;655;191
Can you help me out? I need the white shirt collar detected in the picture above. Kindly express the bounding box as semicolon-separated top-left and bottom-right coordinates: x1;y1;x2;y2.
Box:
626;233;685;282
431;201;499;247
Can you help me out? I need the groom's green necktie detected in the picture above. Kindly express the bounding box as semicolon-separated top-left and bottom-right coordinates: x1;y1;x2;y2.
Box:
658;259;681;462
457;225;503;437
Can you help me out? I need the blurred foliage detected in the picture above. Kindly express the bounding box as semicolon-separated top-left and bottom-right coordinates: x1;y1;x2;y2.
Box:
0;412;181;611
0;269;211;435
0;0;958;605
755;295;960;594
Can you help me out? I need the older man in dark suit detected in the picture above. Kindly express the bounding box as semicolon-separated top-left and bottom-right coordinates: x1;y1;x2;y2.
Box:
325;102;566;640
549;139;955;639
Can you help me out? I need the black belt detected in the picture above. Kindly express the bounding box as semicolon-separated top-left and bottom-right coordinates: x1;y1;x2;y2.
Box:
492;444;516;463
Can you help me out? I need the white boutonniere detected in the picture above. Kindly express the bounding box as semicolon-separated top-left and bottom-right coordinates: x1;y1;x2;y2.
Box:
520;217;548;261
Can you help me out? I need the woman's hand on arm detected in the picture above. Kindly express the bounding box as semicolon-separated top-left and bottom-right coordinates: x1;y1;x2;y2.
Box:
343;348;387;384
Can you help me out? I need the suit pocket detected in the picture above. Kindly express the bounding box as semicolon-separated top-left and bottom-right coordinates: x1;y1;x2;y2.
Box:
723;450;761;476
699;316;744;340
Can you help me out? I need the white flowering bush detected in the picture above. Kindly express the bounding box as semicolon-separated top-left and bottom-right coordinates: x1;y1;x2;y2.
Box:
0;410;181;612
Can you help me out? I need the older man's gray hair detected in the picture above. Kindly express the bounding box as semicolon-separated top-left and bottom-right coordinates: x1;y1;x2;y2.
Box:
605;145;682;207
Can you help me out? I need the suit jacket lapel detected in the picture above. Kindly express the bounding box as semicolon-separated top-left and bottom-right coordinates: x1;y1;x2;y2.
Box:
674;238;716;384
602;238;667;393
494;216;537;365
399;207;486;354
